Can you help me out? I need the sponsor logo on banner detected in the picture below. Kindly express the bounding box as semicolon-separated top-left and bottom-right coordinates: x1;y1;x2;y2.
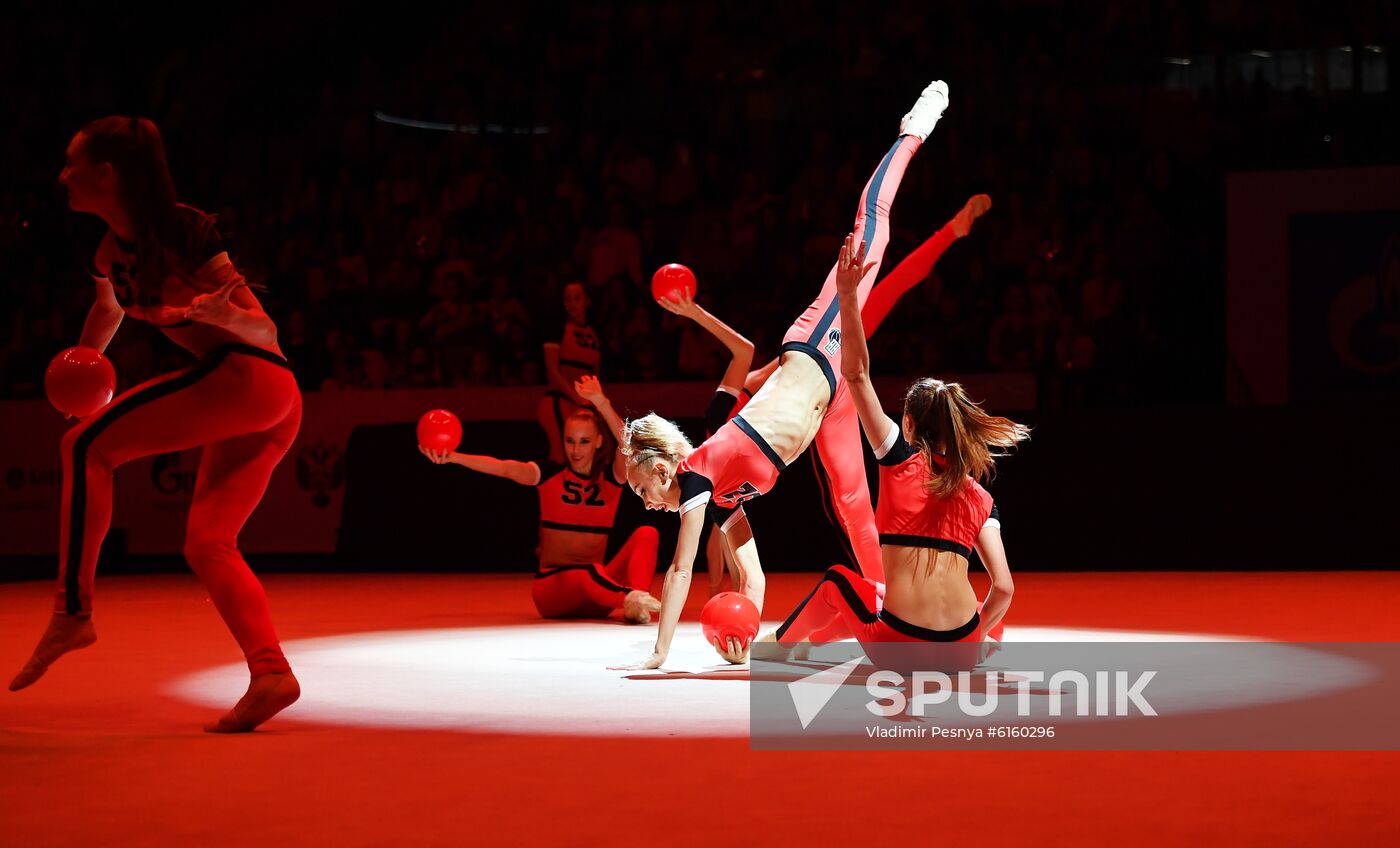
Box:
152;451;198;496
3;464;61;519
1327;235;1400;375
296;439;346;508
6;466;61;492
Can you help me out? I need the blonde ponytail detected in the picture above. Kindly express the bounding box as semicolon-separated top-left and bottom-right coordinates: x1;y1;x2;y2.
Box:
621;413;693;471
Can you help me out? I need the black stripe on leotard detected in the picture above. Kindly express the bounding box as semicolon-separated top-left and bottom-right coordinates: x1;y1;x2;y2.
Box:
877;607;980;642
63;344;291;613
732;415;787;472
64;351;230;612
534;564;628;594
541;520;611;535
878;534;973;560
774;566;877;641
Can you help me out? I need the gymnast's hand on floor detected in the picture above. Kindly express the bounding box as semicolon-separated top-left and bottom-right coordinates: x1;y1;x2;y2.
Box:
609;651;666;671
714;637;750;665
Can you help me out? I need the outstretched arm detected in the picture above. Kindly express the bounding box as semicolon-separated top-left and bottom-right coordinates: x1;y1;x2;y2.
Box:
657;289;755;392
574;375;628;481
419;447;540;485
610;505;706;670
834;234;900;450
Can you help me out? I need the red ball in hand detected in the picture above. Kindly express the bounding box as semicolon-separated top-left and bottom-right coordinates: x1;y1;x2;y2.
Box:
700;591;760;652
416;409;462;452
650;263;697;303
44;347;116;418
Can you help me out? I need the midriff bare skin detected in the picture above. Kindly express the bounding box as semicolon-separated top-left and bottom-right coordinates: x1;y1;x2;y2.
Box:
732;351;828;464
880;546;979;631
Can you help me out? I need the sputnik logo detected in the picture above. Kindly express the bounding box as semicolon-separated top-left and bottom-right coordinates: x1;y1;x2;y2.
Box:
787;656;862;729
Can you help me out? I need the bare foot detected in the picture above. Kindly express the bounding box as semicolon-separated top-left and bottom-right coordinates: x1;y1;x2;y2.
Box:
950;193;992;238
978;636;1003;666
9;613;97;692
204;671;301;733
622;590;662;625
754;631;799;662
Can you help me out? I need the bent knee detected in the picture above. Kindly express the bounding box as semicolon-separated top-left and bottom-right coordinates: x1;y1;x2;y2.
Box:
823;564;861;584
184;535;236;566
60;420;126;470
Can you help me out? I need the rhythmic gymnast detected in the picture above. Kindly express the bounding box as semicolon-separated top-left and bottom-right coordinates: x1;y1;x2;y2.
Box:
654;288;755;597
693;192;993;572
10;117;301;733
761;235;1028;671
538;281;602;464
424;376;662;622
614;81;951;669
660;194;990;593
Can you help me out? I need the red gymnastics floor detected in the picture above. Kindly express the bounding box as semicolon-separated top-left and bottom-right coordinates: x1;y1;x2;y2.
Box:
2;570;1398;847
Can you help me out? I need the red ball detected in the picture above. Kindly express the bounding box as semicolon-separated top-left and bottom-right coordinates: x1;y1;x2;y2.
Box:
650;263;697;303
44;347;116;418
416;409;462;452
700;591;760;651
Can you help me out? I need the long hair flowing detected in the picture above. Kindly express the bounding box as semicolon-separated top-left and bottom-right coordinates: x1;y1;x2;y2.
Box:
78;116;200;302
903;378;1031;498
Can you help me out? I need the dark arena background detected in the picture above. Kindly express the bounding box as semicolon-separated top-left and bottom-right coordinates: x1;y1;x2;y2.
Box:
2;2;1398;846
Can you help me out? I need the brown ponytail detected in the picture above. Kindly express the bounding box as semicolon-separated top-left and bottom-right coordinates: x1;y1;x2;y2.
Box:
903;378;1030;498
78;116;191;303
